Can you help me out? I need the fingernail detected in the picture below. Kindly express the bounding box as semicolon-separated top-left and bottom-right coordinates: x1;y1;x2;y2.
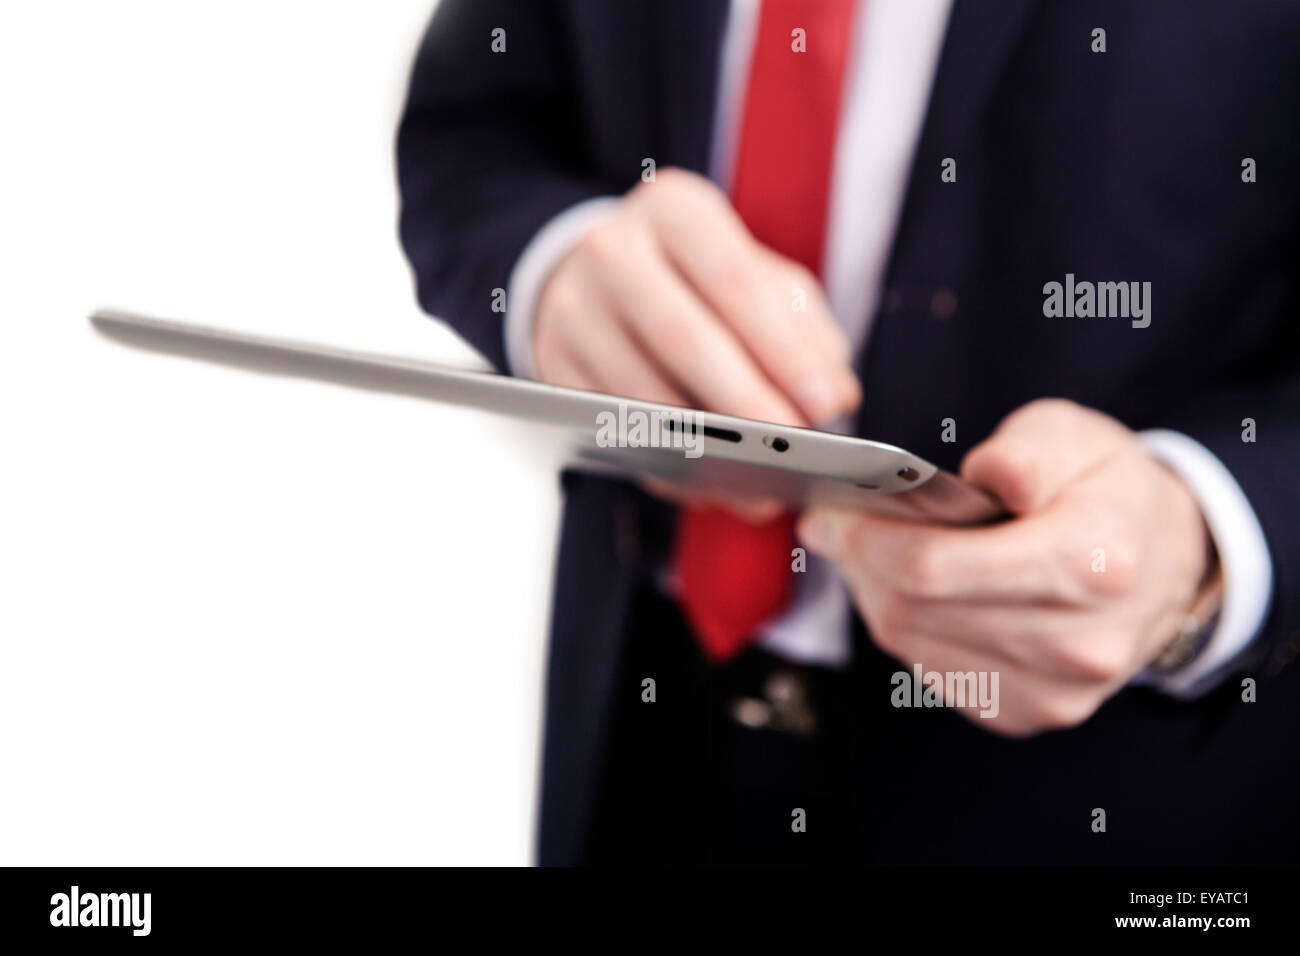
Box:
733;500;782;524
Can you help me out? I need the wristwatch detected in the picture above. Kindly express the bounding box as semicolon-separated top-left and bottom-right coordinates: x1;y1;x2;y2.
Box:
1148;558;1225;673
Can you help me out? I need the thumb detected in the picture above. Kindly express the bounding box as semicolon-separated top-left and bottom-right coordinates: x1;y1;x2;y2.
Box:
960;398;1134;515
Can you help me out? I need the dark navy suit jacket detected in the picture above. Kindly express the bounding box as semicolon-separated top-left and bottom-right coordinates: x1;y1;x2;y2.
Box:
397;0;1300;865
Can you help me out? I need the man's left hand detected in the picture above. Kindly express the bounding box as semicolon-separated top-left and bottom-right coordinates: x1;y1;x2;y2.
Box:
797;399;1213;737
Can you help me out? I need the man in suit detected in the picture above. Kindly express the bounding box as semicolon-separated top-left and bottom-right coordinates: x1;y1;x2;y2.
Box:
397;0;1300;865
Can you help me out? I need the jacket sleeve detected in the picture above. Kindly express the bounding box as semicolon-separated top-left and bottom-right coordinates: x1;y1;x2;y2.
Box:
396;0;609;370
1161;373;1300;685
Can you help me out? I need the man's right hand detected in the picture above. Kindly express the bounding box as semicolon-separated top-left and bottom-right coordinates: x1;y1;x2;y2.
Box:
532;167;861;432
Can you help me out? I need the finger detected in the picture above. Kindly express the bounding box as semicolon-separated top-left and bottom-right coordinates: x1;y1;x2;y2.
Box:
883;596;1137;683
679;242;859;424
753;244;862;413
533;332;602;393
797;506;1078;603
846;571;1042;733
639;476;784;522
846;555;1137;682
881;630;1102;738
638;173;860;423
551;294;692;408
586;234;809;426
960;398;1136;514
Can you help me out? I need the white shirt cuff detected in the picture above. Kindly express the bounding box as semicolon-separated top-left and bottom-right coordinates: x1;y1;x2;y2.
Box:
503;196;620;379
1134;429;1275;698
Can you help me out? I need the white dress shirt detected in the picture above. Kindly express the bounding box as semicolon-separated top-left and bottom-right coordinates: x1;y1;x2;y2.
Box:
504;0;1273;697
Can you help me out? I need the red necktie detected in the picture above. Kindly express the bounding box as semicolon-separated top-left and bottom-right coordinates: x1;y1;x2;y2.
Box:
674;0;859;662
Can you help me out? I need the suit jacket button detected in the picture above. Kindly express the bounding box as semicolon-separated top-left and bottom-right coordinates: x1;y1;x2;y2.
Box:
729;696;774;729
1265;630;1300;677
931;288;958;318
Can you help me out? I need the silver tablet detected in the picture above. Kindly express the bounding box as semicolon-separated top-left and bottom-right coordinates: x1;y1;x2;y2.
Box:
90;308;1002;525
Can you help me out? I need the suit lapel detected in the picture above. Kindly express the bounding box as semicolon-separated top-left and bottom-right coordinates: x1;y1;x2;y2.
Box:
855;0;1043;458
918;0;1042;158
651;0;730;173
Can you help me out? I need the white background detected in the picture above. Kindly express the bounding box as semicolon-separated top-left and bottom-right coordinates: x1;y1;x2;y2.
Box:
0;0;559;864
